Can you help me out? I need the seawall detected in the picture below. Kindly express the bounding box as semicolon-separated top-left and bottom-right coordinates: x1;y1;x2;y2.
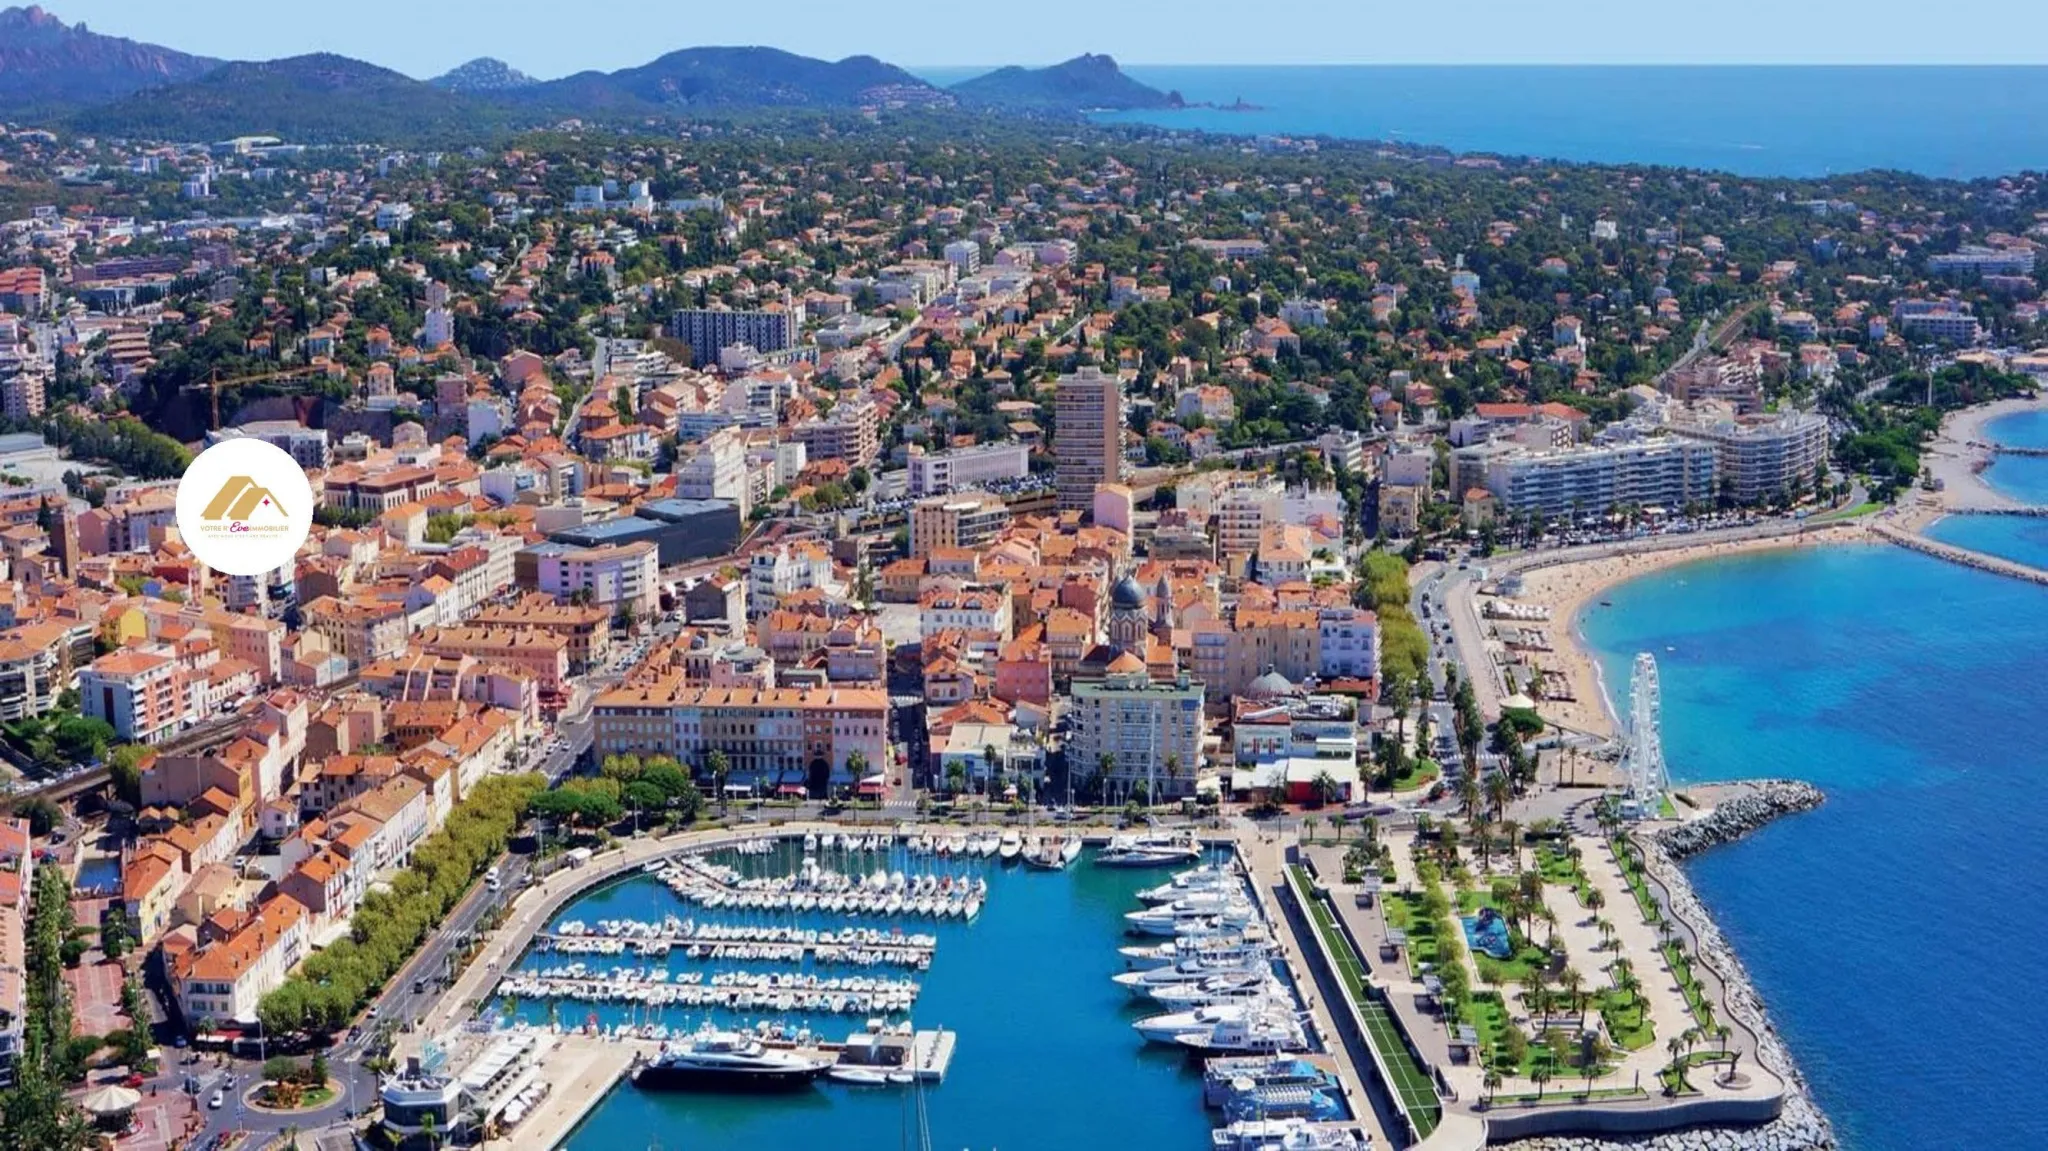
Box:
1501;781;1834;1151
1871;519;2048;587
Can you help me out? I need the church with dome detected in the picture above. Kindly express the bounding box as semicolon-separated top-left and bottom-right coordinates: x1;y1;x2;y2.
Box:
1072;571;1179;687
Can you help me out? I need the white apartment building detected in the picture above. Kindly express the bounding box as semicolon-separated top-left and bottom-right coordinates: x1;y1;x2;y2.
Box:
1484;439;1719;518
1214;482;1345;559
1316;607;1381;682
677;427;752;516
906;442;1030;497
1928;245;2038;277
538;540;660;617
918;584;1013;641
1068;668;1206;800
748;541;834;619
1668;411;1830;503
942;240;981;274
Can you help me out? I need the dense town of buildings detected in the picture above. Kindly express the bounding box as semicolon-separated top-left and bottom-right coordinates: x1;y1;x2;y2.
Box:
0;90;2039;1144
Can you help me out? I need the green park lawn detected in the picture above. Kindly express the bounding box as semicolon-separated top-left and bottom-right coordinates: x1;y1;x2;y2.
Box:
1598;988;1656;1050
1392;758;1441;793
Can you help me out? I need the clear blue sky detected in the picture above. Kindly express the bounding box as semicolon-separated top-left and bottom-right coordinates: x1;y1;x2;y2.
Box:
49;0;2048;79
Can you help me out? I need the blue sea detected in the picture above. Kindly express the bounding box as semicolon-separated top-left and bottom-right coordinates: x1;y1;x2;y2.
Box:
1579;524;2048;1149
920;65;2048;178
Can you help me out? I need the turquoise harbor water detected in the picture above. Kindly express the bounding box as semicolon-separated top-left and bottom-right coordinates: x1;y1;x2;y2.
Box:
1579;539;2048;1151
1927;409;2048;566
548;845;1300;1151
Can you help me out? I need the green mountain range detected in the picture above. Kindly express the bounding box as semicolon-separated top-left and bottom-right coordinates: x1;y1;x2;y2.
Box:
0;6;1179;141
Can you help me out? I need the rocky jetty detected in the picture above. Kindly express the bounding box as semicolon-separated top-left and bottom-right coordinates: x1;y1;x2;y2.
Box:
1656;780;1825;860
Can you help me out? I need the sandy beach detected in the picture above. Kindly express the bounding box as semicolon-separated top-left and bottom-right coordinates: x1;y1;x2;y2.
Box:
1492;522;1873;740
1906;393;2048;522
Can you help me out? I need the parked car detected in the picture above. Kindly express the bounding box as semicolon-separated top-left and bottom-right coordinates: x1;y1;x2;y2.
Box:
208;1089;224;1110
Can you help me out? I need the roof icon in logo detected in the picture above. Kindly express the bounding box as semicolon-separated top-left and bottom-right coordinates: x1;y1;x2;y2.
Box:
201;476;287;522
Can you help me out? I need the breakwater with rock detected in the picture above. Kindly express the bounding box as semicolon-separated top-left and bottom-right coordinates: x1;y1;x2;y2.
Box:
1657;781;1826;861
1502;781;1834;1151
1871;519;2048;587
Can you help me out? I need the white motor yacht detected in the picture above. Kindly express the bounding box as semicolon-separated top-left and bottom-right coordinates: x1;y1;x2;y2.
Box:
1148;973;1289;1007
1137;864;1238;904
1114;954;1271;997
1171;1008;1308;1056
1133;1001;1270;1045
1095;830;1204;868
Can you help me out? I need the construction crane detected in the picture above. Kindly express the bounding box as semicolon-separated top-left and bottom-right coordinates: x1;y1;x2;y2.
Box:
184;365;324;430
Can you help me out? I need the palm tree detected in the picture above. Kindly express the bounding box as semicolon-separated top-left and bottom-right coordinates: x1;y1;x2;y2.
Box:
1559;966;1584;1026
1486;771;1512;821
1097;752;1117;804
1383;672;1412;748
708;749;731;815
1531;1064;1550;1101
1666;1036;1689;1094
1164;753;1183;801
1471;814;1492;869
1586;887;1606;915
945;760;969;795
1482;1068;1502;1106
1499;819;1520;869
984;744;1000;795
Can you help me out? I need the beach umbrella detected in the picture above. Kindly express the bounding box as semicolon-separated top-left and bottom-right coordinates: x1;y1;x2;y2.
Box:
80;1084;141;1116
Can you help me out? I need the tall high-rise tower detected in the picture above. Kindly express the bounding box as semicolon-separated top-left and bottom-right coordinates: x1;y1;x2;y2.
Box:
1054;365;1122;514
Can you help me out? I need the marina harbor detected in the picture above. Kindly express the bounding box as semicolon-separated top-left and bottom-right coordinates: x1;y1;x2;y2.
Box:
374;793;1805;1151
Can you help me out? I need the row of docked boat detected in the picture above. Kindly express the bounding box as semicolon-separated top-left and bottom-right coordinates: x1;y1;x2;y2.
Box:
498;966;921;1015
655;856;987;920
539;935;931;970
800;832;896;853
1109;862;1312;1059
553;916;937;948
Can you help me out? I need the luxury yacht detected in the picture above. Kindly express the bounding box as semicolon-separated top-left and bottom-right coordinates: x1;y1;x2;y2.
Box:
1095;830;1203;868
631;1028;834;1090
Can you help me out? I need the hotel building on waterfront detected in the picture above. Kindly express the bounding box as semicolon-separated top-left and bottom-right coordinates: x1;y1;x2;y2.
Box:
1055;365;1122;513
1483;439;1719;518
1067;664;1205;801
591;679;889;792
1667;410;1830;503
